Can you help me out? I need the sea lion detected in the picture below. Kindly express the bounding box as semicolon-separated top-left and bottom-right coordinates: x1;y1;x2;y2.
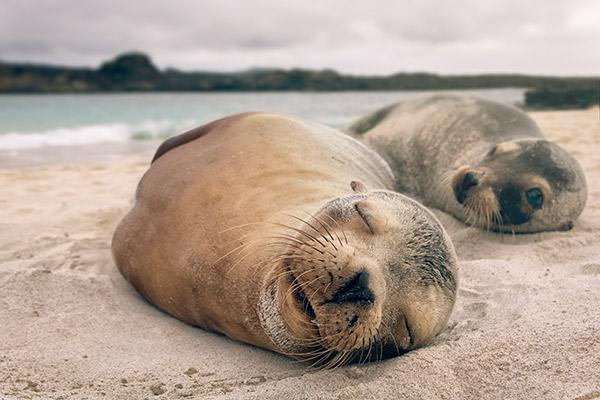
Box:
112;112;458;366
347;94;587;233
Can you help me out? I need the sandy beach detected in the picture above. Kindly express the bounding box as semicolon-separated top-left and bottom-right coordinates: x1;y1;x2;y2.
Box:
1;108;599;399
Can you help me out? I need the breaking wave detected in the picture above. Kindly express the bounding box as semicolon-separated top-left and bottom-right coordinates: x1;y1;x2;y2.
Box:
0;119;197;150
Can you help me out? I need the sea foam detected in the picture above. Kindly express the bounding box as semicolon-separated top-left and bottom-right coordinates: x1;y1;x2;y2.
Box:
0;119;196;150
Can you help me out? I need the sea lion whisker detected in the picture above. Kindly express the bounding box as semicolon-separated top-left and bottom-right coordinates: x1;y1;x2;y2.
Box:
213;237;266;265
263;241;312;256
270;222;327;249
221;245;292;277
270;235;326;256
480;196;487;231
267;234;308;247
302;210;338;247
464;197;479;227
482;196;492;231
493;207;502;231
486;198;494;232
231;250;299;279
313;213;344;249
284;213;324;237
322;353;337;370
290;240;327;256
264;239;316;256
361;328;374;365
349;331;360;351
339;350;354;369
218;221;272;234
323;214;349;245
322;279;333;296
298;276;328;307
380;320;401;357
286;352;329;367
265;269;296;287
220;229;257;246
337;351;353;369
475;195;486;230
301;354;335;370
355;340;366;366
299;277;323;299
326;350;348;370
284;346;332;358
285;278;314;303
227;220;329;255
364;336;374;365
283;270;315;300
275;341;333;359
225;250;263;274
314;329;354;352
360;327;372;364
305;351;336;369
284;213;338;251
323;353;339;370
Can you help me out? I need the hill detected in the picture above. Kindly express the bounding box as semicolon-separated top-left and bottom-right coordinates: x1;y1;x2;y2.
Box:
1;52;598;108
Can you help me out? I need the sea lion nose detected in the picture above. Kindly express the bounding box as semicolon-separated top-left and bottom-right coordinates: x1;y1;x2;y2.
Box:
455;172;479;204
329;270;375;305
498;185;530;225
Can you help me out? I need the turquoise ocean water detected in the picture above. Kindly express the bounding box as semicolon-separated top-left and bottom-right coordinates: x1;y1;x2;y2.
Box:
0;89;524;150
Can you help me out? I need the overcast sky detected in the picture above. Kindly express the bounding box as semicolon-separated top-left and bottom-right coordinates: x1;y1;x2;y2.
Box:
1;0;599;75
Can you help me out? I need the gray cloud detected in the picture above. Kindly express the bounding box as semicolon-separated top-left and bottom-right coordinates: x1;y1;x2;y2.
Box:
0;0;598;75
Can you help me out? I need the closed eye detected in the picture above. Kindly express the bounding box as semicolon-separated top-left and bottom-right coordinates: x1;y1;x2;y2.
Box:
354;203;374;234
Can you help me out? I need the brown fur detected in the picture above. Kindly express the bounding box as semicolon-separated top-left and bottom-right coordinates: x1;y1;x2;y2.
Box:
113;112;457;366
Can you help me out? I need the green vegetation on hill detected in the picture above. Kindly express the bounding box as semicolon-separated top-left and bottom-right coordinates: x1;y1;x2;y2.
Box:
524;87;599;109
0;52;598;109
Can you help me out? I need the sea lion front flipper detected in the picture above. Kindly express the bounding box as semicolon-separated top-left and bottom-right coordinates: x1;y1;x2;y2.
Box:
151;112;256;163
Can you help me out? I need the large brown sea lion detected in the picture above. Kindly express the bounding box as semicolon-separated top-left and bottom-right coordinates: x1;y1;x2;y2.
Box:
112;112;458;366
348;94;587;233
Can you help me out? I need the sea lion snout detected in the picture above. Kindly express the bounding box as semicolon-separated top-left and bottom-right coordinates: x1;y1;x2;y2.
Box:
450;166;546;229
280;191;458;357
449;145;581;231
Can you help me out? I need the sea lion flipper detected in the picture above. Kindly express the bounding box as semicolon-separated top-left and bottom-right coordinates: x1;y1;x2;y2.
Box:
152;124;213;163
345;103;396;138
152;113;255;163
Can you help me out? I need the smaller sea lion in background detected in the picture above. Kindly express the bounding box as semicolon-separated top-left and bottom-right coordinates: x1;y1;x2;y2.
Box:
348;94;587;233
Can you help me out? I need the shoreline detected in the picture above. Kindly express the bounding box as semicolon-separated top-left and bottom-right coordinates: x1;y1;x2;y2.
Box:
1;105;597;170
0;141;159;169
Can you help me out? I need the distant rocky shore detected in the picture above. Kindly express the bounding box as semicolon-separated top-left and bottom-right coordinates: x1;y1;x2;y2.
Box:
0;52;597;109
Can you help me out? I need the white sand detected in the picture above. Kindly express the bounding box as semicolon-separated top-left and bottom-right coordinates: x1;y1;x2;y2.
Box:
1;109;599;400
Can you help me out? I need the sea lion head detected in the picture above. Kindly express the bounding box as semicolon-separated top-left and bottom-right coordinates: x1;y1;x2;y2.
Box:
450;139;587;233
267;182;458;367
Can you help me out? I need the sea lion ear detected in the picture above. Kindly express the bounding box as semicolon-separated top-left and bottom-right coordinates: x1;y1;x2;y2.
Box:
350;180;368;193
354;199;394;234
